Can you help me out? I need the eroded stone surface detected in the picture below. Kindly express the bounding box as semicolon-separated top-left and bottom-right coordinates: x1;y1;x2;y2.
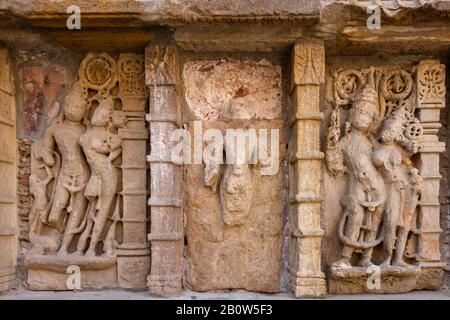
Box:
186;120;285;293
183;59;282;121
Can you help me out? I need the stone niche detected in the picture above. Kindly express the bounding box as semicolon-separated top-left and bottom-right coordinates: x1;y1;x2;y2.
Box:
183;58;286;292
25;52;149;290
322;58;446;294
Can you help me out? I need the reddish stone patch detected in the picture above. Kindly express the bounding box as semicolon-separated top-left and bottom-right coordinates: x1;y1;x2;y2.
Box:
21;66;65;134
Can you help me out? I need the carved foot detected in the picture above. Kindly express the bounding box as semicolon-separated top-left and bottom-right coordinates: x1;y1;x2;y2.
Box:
331;259;352;269
380;259;391;268
358;259;374;268
85;248;96;257
57;248;69;256
393;260;411;268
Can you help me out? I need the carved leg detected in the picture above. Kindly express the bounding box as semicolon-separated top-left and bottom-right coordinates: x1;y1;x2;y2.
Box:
86;189;116;257
335;206;365;268
392;226;409;267
75;199;95;255
47;178;70;226
360;204;384;267
58;191;87;255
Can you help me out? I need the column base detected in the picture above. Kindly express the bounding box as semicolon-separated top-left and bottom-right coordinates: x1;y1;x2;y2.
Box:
148;274;182;297
292;276;326;298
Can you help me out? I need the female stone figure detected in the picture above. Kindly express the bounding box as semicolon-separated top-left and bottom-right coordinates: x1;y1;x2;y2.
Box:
78;97;125;256
36;82;90;255
372;107;423;267
326;85;386;269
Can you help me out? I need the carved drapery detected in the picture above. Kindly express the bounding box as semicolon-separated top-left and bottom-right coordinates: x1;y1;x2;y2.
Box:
145;43;183;296
26;52;148;290
0;49;18;292
289;41;326;298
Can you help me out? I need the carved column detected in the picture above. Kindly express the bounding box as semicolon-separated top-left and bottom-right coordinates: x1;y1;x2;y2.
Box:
145;43;183;296
289;41;326;298
117;54;150;288
416;59;446;287
0;49;17;292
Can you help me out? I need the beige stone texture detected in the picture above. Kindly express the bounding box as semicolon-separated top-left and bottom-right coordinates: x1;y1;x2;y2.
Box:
185;120;285;293
0;48;17;292
183;59;282;121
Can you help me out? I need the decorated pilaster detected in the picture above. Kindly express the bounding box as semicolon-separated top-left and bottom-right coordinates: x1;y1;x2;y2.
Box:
0;49;17;292
289;41;326;298
416;59;446;287
117;54;150;288
145;43;183;296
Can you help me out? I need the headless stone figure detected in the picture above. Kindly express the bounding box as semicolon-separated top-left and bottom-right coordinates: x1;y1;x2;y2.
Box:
37;82;89;255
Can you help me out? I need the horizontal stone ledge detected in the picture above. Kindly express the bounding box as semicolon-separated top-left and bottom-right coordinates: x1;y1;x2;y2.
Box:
148;232;184;241
292;151;324;161
291;228;324;238
419;146;446;153
0;114;14;127
121;164;148;170
120;218;147;223
148;197;182;208
417;228;443;234
0;227;16;236
119;129;148;140
146;113;180;125
120;190;148;196
291;193;323;204
290;271;326;279
417;103;446;110
25;255;117;272
416;261;446;268
418;202;441;207
0;267;16;278
146;156;178;164
296;111;323;121
419;174;442;180
0;194;15;204
0;154;14;164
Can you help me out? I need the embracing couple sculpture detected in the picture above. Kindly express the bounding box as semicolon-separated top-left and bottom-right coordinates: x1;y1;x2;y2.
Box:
28;82;125;257
326;84;423;270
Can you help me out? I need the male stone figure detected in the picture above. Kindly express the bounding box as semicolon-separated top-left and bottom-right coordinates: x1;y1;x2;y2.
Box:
326;85;386;269
36;82;90;255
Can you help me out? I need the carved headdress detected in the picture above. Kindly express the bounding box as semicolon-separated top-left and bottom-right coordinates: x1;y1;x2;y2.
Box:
352;85;378;115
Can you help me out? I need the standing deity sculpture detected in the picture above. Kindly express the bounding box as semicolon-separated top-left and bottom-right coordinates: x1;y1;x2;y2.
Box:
327;70;424;272
34;81;90;256
326;85;386;269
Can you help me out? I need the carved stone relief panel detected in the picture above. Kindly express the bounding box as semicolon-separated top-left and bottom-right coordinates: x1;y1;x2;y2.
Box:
185;120;285;292
183;58;285;292
323;62;445;294
26;52;148;290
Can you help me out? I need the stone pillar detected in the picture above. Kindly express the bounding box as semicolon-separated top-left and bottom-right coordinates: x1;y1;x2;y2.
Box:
289;41;326;298
416;59;446;288
0;49;17;292
145;43;183;296
116;54;150;288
